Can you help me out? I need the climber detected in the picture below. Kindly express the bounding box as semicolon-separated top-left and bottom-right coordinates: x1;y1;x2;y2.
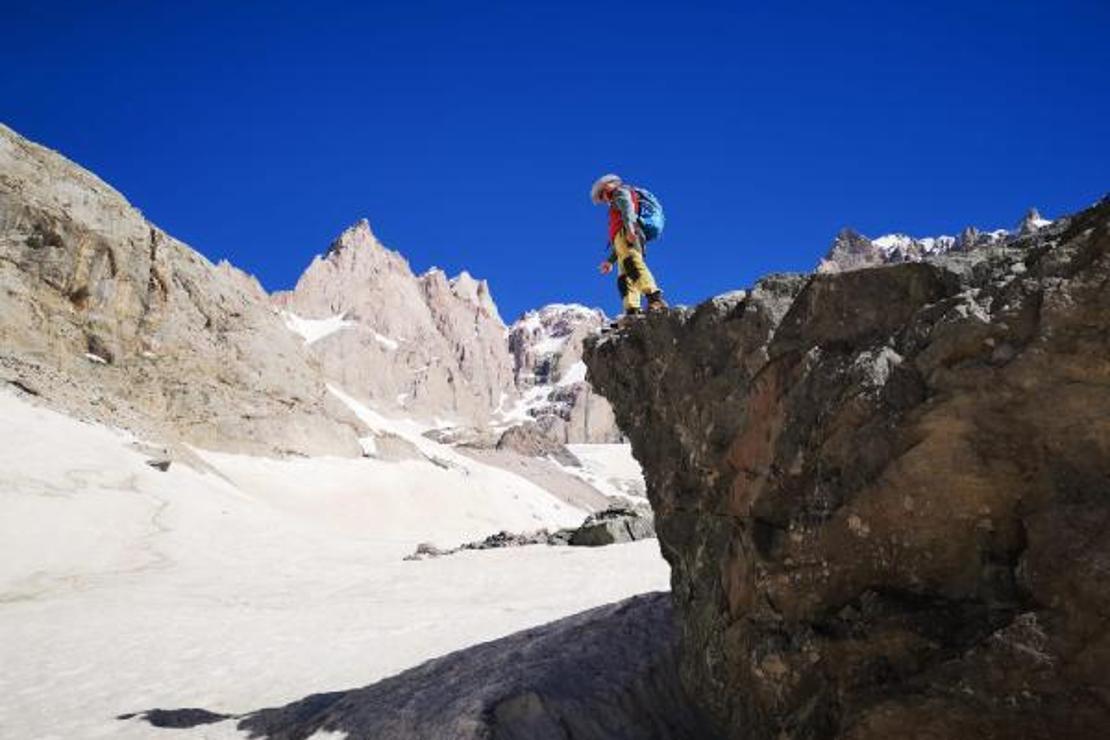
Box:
590;173;667;317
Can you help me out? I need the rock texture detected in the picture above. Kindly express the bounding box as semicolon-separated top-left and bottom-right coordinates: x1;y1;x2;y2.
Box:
586;199;1110;738
569;503;656;547
505;304;622;443
0;124;362;457
496;422;581;467
130;592;716;740
274;220;516;428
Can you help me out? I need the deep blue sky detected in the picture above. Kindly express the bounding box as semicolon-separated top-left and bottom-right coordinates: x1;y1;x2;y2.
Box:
4;1;1108;320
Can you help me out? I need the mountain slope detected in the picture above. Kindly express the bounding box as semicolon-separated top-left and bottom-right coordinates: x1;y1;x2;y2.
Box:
0;123;362;457
273;219;516;428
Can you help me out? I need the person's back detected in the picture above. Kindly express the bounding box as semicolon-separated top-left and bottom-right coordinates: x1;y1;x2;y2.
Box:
590;173;667;318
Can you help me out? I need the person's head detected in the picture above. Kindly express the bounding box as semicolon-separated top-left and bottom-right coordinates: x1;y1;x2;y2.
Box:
590;173;622;205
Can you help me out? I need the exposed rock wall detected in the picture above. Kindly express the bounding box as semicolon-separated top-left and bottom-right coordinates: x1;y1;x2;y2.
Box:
506;304;622;443
275;219;517;427
585;200;1110;738
0;124;362;457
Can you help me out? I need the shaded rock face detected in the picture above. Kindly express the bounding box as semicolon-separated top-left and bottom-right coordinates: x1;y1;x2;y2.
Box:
569;503;656;547
506;304;622;443
275;220;516;428
0;124;362;457
130;593;716;740
585;200;1110;738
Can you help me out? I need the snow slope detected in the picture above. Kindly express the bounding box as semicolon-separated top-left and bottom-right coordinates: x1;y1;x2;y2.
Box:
564;443;648;500
0;390;669;739
281;311;355;345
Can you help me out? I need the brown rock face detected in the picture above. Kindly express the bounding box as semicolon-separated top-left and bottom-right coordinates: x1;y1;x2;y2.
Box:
585;200;1110;739
0;124;362;457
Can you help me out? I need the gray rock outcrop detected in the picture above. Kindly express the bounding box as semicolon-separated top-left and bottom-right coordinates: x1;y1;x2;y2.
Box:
0;123;363;457
404;503;656;559
496;422;581;467
569;503;656;547
586;199;1110;739
127;592;715;740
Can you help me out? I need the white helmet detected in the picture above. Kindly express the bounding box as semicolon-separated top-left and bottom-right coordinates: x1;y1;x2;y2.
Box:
590;173;622;204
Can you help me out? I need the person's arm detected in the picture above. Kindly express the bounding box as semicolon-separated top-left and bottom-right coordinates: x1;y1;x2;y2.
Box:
612;187;637;230
599;244;616;274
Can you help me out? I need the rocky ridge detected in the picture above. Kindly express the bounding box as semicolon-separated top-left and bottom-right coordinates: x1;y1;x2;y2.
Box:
586;198;1110;738
0;123;363;457
0;123;619;459
273;218;517;429
818;207;1053;273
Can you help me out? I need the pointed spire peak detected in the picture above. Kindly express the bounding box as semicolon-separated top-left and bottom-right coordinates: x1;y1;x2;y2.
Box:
325;218;381;258
1018;207;1052;234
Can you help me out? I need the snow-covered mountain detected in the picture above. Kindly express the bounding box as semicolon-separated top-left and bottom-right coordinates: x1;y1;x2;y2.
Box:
502;303;622;443
817;207;1053;272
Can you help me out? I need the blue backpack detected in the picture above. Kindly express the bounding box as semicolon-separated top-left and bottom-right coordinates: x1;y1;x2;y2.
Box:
632;187;666;242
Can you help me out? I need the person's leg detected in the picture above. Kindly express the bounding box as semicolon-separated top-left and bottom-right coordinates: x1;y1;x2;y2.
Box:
613;233;643;314
617;238;662;309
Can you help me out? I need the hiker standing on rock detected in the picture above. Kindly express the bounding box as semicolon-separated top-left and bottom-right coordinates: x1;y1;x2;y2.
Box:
591;174;667;317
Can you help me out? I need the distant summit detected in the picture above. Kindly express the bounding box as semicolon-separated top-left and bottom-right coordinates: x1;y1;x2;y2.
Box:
818;207;1054;273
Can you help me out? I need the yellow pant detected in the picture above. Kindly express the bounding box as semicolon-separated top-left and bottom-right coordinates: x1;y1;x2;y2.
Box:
613;232;659;312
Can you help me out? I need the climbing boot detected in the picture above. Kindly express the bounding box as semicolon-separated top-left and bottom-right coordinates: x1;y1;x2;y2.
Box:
646;292;668;312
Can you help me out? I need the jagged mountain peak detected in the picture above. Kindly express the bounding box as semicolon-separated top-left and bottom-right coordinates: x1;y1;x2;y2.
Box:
819;206;1055;273
326;218;377;254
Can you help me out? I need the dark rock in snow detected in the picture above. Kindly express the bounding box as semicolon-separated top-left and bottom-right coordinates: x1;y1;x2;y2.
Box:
569;504;656;547
585;199;1110;739
127;592;717;740
404;504;656;559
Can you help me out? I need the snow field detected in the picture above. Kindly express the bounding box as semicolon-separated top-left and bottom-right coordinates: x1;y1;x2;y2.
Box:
0;390;669;739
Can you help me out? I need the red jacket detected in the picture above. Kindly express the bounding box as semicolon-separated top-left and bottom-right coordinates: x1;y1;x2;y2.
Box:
607;186;640;243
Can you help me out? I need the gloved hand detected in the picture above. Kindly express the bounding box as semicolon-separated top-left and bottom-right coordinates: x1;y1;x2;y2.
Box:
599;260;613;275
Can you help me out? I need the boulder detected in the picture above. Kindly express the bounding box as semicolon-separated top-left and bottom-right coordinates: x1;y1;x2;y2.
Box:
585;199;1110;739
569;504;656;547
496;422;581;467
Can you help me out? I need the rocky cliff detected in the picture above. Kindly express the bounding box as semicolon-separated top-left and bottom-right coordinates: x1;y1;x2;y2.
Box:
585;199;1110;738
0;124;362;457
274;219;516;428
0;122;621;458
505;304;622;443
